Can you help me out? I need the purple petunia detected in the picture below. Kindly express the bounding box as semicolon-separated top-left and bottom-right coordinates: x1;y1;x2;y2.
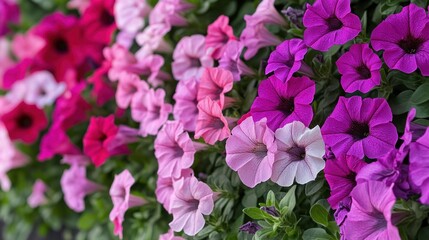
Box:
265;38;307;82
303;0;361;51
371;4;429;75
321;96;398;159
250;75;315;131
409;128;429;204
336;43;382;93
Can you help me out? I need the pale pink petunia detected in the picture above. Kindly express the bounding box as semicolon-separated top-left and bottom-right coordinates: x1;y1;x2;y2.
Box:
251;0;286;25
169;175;214;236
0;38;15;88
173;77;199;132
226;117;277;188
156;168;193;213
67;0;90;14
116;72;149;109
271;121;326;187
172;35;214;81
159;229;185;240
104;44;144;82
135;54;170;87
61;154;91;166
27;180;48;208
131;88;173;136
136;23;172;56
205;15;237;59
219;40;255;81
110;169;146;239
114;0;151;35
195;97;230;145
11;33;45;60
60;165;103;212
197;67;233;107
149;0;193;27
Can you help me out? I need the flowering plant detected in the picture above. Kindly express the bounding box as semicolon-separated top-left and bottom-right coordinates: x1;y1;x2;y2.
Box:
1;0;429;239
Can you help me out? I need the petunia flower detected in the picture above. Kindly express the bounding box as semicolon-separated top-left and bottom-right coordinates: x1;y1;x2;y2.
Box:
371;4;429;76
87;63;116;106
135;54;170;87
197;67;234;107
114;0;151;36
116;72;149;109
226;117;277;188
0;0;19;37
205;15;236;59
409;128;429;204
325;155;366;209
110;170;147;239
250;0;286;26
218;40;255;81
195;97;230;145
156;168;193;213
38;124;81;161
172;35;214;81
135;23;172;56
149;0;193;27
321;96;398;159
336;43;383;93
67;0;90;14
131;88;173;136
344;181;400;240
169;175;214;236
250;75;315;131
81;0;116;45
239;222;262;234
173;77;199;132
61;165;103;212
28;180;48;208
271;121;325;187
61;154;91;167
303;0;361;51
1;102;48;144
155;121;205;179
159;229;185;240
265;38;308;82
11;33;45;60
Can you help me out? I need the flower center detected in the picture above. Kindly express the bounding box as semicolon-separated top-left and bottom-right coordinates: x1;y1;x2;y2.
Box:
54;38;69;54
288;146;306;161
100;9;115;26
398;36;424;54
348;121;370;140
173;145;185;159
17;114;33;129
189;57;202;68
277;98;294;116
253;143;268;158
326;17;343;31
209;117;225;130
356;65;371;79
98;133;108;142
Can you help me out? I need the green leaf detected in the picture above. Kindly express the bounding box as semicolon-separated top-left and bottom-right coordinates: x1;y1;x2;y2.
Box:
279;185;296;213
305;179;324;196
389;90;413;115
414;102;429;118
303;228;334;240
77;212;97;231
266;191;276;206
243;207;266;220
310;204;329;227
411;83;429;105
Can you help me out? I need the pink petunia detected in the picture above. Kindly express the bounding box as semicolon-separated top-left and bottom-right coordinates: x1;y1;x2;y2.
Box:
226;117;277;188
116;72;149;109
38;124;81;161
173;77;199;132
197;67;233;107
205;15;236;59
156;168;193;213
195;97;230;145
159;229;185;240
250;0;286;26
27;180;48;208
11;33;45;60
136;23;172;56
135;54;170;87
149;0;193;27
218;40;254;81
114;0;151;35
67;0;90;14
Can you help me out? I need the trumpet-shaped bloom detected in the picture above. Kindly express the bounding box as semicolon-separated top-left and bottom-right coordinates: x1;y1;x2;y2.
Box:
195;97;230;145
156;168;193;213
114;0;151;35
135;23;172;56
226;117;277;188
218;40;254;81
250;0;286;25
116;73;149;109
38;124;81;161
409;128;429;204
271;121;325;187
173;78;199;132
0;0;19;37
205;15;236;59
67;0;89;13
160;229;184;240
266;39;307;82
250;75;315;131
110;170;146;239
28;180;47;208
169;175;214;236
149;0;193;27
371;4;429;75
81;0;116;45
336;44;382;93
197;67;233;107
11;33;45;60
303;0;361;51
321;96;398;159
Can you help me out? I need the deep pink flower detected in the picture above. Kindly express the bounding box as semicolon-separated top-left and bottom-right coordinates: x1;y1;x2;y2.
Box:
250;75;315;131
172;35;214;81
0;0;20;37
110;170;146;239
218;40;255;81
371;4;429;75
197;67;233;107
173;77;199;132
116;72;149;109
2;58;46;90
38;124;81;161
409;128;429;204
149;0;193;27
131;88;173;136
155;121;200;179
226;117;277;188
156;168;193;213
303;0;361;51
325;155;366;209
81;0;116;45
28;180;47;208
321;96;398;159
266;39;308;82
11;33;45;60
271;121;325;187
344;181;400;240
195;97;230;145
1;102;47;144
61;165;103;212
169;175;214;236
336;44;383;93
205;15;236;59
87;63;116;106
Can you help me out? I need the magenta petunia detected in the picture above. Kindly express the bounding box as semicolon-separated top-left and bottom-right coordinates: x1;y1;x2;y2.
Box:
87;63;116;106
195;97;230;145
81;0;116;45
38;124;81;161
197;67;234;107
371;4;429;75
173;77;199;132
265;39;307;82
325;155;366;209
336;43;383;93
0;0;20;37
409;128;429;204
250;75;315;131
205;15;236;59
303;0;361;51
321;96;398;159
344;181;400;240
226;117;277;188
